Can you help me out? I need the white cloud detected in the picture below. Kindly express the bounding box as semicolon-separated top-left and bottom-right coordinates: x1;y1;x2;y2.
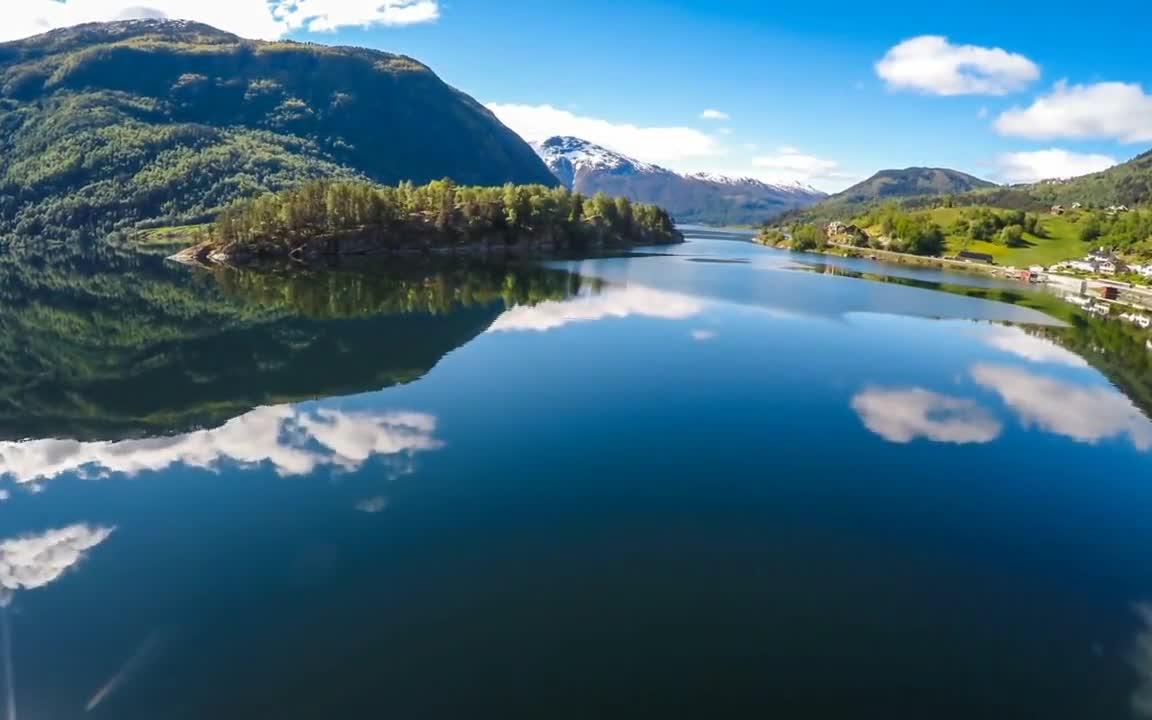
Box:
972;364;1152;450
0;525;114;593
0;0;439;42
851;387;1003;444
981;326;1090;367
700;109;730;121
485;103;724;166
0;405;443;485
875;35;1040;96
751;148;848;186
995;81;1152;143
690;330;717;342
994;149;1118;184
488;286;703;333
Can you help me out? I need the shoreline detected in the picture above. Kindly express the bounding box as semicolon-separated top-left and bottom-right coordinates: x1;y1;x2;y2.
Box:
767;241;1152;313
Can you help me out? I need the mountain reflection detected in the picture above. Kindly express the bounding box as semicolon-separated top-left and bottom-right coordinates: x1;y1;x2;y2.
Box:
0;249;584;443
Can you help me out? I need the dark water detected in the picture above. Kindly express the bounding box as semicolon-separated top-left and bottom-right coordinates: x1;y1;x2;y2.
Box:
2;231;1152;719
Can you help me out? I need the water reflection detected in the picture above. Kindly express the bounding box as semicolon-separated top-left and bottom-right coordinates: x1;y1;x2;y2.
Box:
0;405;443;486
852;387;1002;445
972;364;1152;451
0;248;583;442
1133;605;1152;719
980;325;1090;368
488;285;702;333
0;525;113;596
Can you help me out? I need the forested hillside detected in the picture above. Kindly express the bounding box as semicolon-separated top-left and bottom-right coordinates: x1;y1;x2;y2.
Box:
0;19;556;243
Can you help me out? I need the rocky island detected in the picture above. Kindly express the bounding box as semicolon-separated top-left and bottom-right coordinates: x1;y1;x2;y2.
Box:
175;180;682;265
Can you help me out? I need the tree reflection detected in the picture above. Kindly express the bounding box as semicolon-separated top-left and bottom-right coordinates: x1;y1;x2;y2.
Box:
0;248;585;442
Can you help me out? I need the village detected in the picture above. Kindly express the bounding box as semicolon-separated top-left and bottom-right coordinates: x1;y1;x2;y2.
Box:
820;220;1152;348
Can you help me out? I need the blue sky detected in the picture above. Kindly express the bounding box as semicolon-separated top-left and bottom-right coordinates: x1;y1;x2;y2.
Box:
9;0;1152;191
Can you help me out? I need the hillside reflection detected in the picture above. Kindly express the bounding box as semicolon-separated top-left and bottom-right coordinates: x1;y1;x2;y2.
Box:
0;249;586;442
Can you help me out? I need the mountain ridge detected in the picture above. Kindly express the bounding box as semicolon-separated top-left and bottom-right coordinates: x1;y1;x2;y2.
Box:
0;19;556;242
532;136;825;225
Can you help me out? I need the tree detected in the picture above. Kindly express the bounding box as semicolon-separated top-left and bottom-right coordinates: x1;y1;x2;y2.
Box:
790;224;825;251
1000;224;1026;247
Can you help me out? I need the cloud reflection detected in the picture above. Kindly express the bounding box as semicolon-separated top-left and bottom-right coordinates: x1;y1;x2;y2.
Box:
0;525;114;595
488;286;703;333
971;364;1152;450
0;405;443;485
981;326;1090;368
852;387;1003;444
1132;604;1152;718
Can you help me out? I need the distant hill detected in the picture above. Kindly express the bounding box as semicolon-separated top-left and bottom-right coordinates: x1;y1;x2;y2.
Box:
532;136;825;226
832;167;996;204
778;166;998;223
0;19;556;243
1030;149;1152;207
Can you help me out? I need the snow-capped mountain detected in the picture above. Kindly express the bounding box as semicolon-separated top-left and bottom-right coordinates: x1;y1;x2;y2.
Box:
531;136;826;225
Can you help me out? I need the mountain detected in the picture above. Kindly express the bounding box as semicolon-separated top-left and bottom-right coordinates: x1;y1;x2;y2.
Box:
778;166;998;223
1030;148;1152;207
532;136;825;225
0;19;556;243
833;167;997;205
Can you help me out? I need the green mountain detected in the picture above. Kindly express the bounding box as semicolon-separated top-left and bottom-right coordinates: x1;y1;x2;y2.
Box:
0;19;556;243
779;167;997;224
1030;148;1152;207
833;167;996;204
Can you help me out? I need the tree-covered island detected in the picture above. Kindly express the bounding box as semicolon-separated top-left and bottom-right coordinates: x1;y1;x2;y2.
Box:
175;179;682;264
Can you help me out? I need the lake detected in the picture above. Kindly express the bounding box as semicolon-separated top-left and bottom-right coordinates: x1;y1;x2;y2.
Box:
2;229;1152;719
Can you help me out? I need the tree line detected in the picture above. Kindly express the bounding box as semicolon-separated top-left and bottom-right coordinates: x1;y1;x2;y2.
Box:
207;179;678;251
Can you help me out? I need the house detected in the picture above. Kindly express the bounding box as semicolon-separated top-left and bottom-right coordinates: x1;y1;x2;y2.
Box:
1068;260;1097;273
1102;258;1127;275
1051;205;1066;215
956;250;995;264
1107;205;1131;215
1072;202;1083;210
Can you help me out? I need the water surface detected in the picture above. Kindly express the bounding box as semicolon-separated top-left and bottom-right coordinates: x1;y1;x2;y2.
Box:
1;231;1151;719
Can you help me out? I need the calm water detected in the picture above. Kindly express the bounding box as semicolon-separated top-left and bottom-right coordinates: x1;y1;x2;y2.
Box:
2;231;1152;718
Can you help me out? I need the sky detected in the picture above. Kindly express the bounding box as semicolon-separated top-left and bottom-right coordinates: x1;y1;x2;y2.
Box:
5;0;1152;192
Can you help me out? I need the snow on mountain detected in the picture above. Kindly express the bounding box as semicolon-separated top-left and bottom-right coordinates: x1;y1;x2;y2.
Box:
531;137;826;225
685;172;822;197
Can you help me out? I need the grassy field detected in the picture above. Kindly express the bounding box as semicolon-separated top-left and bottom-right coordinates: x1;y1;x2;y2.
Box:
935;208;1087;266
862;206;1090;267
